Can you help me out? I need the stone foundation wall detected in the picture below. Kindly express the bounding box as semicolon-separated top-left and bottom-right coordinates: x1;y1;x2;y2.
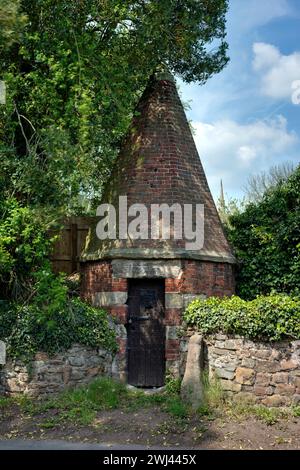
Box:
180;334;300;406
0;344;113;397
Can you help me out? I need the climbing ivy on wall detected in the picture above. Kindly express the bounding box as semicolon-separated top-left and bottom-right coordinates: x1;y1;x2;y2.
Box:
0;268;117;360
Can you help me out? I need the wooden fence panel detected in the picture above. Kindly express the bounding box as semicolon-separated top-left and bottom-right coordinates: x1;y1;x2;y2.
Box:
49;216;96;274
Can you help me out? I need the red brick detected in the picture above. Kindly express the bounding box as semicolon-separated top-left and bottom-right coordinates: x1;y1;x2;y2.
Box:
81;73;235;264
166;339;180;350
110;306;128;324
166;351;180;360
117;338;126;356
164;308;181;325
80;74;236;373
165;278;182;293
111;278;127;292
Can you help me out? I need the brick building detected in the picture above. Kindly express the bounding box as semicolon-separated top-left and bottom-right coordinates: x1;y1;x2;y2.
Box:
81;71;235;387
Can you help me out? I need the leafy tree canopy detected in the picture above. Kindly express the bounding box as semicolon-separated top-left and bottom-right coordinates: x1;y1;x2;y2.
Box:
0;0;229;214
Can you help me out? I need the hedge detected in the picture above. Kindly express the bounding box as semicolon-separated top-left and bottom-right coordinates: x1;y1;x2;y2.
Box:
184;293;300;341
227;166;300;300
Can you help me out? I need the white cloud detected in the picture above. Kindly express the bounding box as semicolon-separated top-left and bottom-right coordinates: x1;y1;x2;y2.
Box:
253;42;300;99
193;116;298;198
238;146;257;164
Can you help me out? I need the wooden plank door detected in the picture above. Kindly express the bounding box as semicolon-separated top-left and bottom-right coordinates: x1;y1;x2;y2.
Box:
127;279;165;387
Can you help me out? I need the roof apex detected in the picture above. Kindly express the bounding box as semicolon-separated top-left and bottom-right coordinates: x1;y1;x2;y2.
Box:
82;73;235;263
153;66;175;83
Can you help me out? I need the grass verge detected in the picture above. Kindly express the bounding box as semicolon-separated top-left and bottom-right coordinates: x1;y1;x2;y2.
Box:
1;375;299;428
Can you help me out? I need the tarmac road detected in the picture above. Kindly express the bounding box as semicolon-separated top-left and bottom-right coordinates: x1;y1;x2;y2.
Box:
0;439;183;450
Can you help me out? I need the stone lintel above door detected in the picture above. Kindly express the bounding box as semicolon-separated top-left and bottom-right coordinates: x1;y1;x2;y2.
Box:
111;259;183;279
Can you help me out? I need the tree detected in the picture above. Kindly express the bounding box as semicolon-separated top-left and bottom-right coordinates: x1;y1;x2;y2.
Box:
0;0;230;300
0;0;27;53
228;165;300;300
243;161;295;203
0;0;229;214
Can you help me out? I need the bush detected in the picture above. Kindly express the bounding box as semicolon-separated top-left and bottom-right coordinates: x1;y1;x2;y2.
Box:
0;267;117;360
227;166;300;299
0;198;55;301
184;293;300;341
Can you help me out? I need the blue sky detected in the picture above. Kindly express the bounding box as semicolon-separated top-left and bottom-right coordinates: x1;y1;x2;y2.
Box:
179;0;300;202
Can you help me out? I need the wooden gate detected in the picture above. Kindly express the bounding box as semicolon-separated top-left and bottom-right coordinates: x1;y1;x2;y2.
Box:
48;217;96;274
127;279;165;387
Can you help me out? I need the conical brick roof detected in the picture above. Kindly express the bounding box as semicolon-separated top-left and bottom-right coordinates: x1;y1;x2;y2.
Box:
82;72;235;264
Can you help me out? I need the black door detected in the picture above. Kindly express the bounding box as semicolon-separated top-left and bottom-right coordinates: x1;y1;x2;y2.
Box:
127;279;165;387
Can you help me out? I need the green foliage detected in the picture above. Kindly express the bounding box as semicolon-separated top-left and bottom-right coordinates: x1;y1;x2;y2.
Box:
163;372;189;418
217;195;246;232
226;400;289;426
165;371;182;396
184;293;300;341
0;267;117;359
0;0;27;52
28;378;128;426
123;390;166;411
227;166;300;299
251;406;281;425
201;371;225;413
0;199;116;360
1;0;229;214
164;397;188;419
0;198;54;300
292;406;300;417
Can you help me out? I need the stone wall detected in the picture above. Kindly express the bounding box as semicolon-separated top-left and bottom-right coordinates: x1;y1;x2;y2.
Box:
0;344;113;397
180;333;300;406
2;333;299;406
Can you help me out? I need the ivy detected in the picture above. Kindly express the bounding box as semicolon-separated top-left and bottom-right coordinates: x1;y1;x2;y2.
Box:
184;293;300;342
0;267;117;360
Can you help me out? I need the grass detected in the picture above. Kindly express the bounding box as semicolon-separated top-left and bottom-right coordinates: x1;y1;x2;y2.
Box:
198;371;225;418
31;378;129;425
228;402;282;425
163;396;188;418
0;375;299;429
0;396;13;409
199;372;299;426
227;401;289;425
0;376;190;426
292;405;300;417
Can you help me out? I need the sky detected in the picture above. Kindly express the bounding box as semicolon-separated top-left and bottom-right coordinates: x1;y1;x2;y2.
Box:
179;0;300;202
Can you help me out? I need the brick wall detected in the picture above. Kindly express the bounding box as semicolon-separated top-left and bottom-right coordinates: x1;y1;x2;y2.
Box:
81;258;235;381
162;261;235;298
81;259;235;305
